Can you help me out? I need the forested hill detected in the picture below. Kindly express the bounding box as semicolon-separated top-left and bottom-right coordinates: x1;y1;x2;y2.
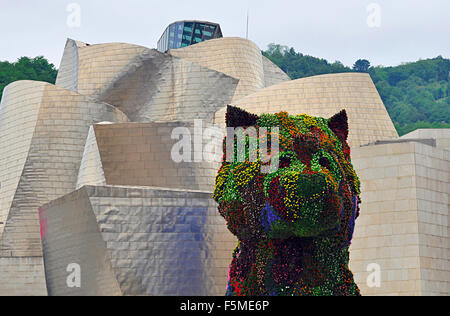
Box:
0;57;58;101
263;44;450;136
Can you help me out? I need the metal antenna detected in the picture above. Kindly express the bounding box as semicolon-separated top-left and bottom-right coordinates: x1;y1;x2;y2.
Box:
246;10;249;39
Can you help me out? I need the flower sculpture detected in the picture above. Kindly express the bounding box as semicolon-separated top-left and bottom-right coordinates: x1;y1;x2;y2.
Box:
214;105;362;296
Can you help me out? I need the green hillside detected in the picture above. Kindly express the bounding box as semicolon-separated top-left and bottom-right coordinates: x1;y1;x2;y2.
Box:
0;56;57;101
263;44;450;136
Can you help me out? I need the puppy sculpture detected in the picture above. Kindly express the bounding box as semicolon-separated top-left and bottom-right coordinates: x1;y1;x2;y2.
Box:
214;106;361;296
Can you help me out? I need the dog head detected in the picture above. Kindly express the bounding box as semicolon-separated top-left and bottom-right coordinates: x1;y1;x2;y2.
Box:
214;106;361;247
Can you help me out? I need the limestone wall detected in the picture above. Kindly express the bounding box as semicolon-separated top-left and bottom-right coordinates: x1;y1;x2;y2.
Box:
414;143;449;295
350;141;449;296
401;129;450;150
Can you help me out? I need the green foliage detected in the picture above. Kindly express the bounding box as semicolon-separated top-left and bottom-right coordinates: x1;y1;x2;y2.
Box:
0;56;58;101
262;44;352;79
353;59;371;73
369;56;450;135
263;45;450;136
394;121;450;136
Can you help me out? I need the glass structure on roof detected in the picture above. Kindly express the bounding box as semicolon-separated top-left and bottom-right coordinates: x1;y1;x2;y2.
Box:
157;21;223;52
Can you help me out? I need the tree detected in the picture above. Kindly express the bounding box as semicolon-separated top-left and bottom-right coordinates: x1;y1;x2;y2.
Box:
353;59;371;73
262;46;353;80
0;56;58;101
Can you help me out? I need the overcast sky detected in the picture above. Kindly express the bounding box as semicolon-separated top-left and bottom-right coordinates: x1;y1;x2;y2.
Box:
1;0;449;68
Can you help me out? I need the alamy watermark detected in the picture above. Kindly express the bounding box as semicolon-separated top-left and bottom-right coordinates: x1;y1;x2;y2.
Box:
366;263;381;288
66;3;81;28
66;263;81;288
367;3;381;28
170;120;280;173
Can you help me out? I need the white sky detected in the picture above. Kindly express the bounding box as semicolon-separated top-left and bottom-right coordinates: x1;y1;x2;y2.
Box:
1;0;449;68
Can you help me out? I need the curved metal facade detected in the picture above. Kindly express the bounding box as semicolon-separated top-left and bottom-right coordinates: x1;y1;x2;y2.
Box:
170;37;266;102
2;25;440;297
0;81;129;295
40;186;235;296
214;72;399;148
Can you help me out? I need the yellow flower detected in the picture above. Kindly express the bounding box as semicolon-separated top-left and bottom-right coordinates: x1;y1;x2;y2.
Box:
303;115;317;127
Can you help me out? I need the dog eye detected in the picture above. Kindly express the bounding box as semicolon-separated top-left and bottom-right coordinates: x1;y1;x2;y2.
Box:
319;157;330;168
279;156;292;168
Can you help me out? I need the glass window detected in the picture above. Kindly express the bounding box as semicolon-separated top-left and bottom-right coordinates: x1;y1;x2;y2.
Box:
168;24;177;49
184;22;193;33
175;35;182;48
158;21;223;51
169;24;176;37
176;28;183;39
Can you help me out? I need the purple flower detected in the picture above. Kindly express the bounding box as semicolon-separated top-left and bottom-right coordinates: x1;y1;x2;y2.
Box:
260;202;281;231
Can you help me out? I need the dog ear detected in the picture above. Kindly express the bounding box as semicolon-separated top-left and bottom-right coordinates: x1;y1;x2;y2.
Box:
328;109;349;142
226;105;258;128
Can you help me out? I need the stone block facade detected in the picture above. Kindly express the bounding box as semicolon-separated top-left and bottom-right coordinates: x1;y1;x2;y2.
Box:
350;137;449;295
